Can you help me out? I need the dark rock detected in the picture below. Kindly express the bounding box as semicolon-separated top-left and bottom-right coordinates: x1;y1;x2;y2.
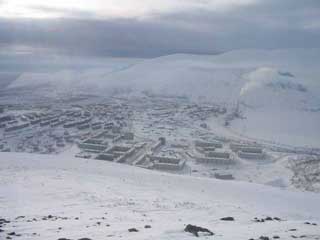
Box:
15;216;25;220
57;238;72;240
184;224;214;237
289;229;297;231
291;235;298;238
312;223;317;226
300;235;306;238
220;217;235;221
254;218;266;222
273;217;282;221
259;236;270;240
75;217;79;220
48;215;53;219
0;229;4;232
78;238;92;240
0;219;10;224
6;237;12;239
128;228;139;232
7;232;16;236
265;217;273;221
144;225;151;228
273;236;280;239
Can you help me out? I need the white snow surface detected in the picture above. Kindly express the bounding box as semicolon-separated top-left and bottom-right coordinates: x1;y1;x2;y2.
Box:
0;152;320;239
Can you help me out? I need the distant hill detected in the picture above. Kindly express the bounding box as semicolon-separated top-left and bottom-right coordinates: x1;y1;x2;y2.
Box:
6;48;320;147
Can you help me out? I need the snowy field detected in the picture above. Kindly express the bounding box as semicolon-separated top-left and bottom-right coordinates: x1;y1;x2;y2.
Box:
0;152;320;240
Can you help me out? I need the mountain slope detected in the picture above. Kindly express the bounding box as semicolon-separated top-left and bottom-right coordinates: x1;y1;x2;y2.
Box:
0;152;320;239
5;49;320;147
8;49;320;102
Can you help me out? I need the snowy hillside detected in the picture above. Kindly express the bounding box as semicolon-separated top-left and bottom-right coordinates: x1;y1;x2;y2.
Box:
5;49;320;147
7;49;320;102
0;152;319;239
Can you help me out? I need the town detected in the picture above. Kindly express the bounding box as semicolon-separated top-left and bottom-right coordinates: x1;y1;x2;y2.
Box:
0;93;318;188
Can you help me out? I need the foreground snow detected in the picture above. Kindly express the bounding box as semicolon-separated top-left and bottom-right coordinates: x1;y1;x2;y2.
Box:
0;152;319;239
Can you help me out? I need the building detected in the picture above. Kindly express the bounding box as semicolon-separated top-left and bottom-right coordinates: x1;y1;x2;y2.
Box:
122;132;134;140
214;173;234;180
196;150;233;164
104;122;114;129
95;153;115;161
78;138;109;153
195;140;223;148
40;120;51;126
30;118;41;125
230;143;264;159
96;144;136;163
0;115;14;123
205;151;230;159
92;124;103;130
78;123;90;130
150;138;166;153
134;154;148;167
230;143;261;152
5;123;29;132
150;155;186;171
64;117;91;128
238;148;264;159
93;131;122;143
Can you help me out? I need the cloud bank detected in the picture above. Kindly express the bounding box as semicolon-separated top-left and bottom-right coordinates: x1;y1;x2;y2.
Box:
0;0;319;57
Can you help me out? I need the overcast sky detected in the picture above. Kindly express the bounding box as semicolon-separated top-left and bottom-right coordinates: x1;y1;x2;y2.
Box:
0;0;320;57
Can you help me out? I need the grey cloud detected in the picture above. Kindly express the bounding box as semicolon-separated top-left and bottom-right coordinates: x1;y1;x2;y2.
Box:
0;0;319;57
0;18;221;57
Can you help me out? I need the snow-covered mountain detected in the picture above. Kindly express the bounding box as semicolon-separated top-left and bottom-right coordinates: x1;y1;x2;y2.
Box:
0;151;319;239
8;48;320;102
6;49;320;147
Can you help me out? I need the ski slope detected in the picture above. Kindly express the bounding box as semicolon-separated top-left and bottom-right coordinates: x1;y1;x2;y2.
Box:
0;152;319;239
